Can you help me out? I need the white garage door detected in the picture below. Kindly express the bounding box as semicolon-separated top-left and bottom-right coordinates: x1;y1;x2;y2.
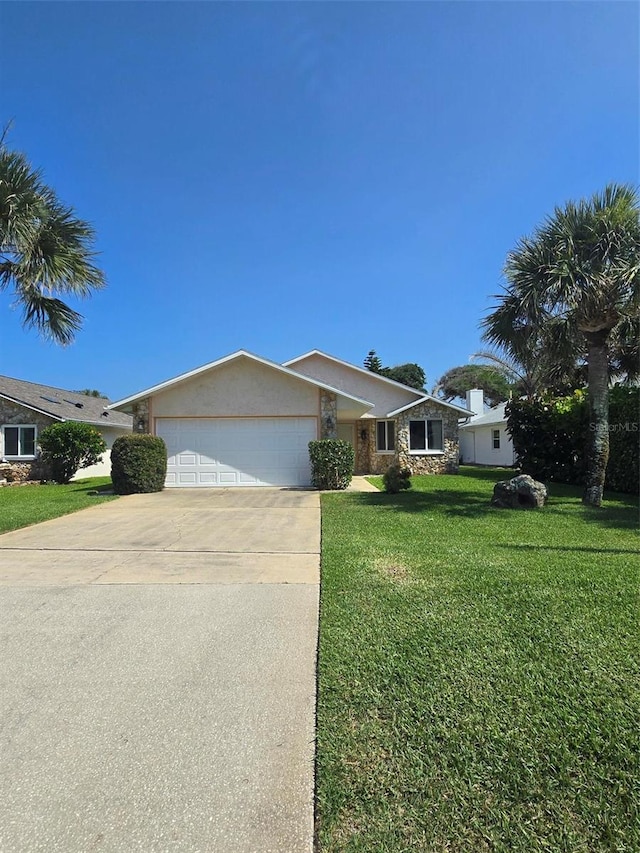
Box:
156;417;317;487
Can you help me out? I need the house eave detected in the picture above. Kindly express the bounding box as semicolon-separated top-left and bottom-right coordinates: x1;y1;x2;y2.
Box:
109;349;375;413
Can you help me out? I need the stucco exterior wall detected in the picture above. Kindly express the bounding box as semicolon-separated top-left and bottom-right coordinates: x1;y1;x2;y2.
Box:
290;353;420;417
152;358;320;418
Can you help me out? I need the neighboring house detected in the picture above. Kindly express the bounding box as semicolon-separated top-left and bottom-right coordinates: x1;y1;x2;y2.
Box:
459;389;516;467
0;376;133;482
110;349;471;488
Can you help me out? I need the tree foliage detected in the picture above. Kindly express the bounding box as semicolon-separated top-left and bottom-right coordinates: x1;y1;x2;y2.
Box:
383;363;426;391
506;387;638;495
434;364;513;406
364;350;426;390
482;184;640;506
39;421;107;484
0;139;105;344
76;389;109;398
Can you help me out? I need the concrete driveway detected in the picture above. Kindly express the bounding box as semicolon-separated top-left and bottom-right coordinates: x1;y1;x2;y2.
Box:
0;489;320;852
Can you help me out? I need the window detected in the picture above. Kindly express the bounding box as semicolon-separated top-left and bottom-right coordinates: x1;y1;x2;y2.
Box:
409;419;443;453
3;425;37;458
492;429;501;450
376;420;395;452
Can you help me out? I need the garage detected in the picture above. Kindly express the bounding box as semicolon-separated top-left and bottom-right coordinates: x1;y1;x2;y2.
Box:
156;417;317;487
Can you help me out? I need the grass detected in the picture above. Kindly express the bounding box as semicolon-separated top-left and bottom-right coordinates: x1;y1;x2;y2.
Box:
0;477;117;534
316;467;639;852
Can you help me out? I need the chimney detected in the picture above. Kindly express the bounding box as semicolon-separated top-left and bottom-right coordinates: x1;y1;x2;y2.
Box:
466;388;484;417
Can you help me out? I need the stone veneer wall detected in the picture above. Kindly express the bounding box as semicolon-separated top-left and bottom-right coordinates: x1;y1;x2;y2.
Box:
320;391;337;439
354;421;372;474
395;400;459;474
358;419;396;475
131;399;150;434
0;399;55;482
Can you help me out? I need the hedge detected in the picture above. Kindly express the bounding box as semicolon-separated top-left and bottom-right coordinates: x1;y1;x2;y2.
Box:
111;434;167;494
309;439;355;490
506;386;639;495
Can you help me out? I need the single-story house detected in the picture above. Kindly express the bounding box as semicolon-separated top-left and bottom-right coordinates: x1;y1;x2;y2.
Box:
0;375;133;482
459;389;515;467
110;349;471;488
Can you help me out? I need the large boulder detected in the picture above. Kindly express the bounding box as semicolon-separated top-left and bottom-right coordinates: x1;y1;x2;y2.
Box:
491;474;547;509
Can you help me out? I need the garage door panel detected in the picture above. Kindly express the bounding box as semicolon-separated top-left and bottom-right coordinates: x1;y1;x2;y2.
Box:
156;418;316;488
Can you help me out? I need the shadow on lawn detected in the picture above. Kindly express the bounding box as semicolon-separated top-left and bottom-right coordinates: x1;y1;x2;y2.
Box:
497;543;639;556
349;489;495;519
349;486;639;530
67;480;113;495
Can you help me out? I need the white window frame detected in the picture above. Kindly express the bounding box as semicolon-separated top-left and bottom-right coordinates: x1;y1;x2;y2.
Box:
492;428;501;450
408;418;444;454
2;424;38;459
376;420;396;453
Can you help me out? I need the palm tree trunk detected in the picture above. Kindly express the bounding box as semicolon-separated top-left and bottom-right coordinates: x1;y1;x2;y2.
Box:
583;332;610;507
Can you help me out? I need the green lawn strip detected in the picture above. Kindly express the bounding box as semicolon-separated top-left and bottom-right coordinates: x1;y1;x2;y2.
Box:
0;477;117;534
317;468;639;852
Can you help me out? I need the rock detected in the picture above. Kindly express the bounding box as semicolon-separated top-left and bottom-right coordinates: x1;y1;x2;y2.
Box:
491;474;547;509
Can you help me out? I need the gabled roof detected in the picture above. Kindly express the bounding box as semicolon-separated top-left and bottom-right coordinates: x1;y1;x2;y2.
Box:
285;350;472;416
109;350;374;413
387;395;472;417
0;375;133;429
459;402;508;428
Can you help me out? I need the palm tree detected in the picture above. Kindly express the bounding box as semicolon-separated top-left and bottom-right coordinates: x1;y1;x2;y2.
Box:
482;184;640;507
0;142;105;344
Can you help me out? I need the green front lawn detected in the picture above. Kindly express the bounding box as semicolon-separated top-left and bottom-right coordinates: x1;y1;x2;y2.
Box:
0;477;117;534
316;467;639;852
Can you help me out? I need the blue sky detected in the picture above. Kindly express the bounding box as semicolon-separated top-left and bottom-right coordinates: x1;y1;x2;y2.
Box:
1;1;637;401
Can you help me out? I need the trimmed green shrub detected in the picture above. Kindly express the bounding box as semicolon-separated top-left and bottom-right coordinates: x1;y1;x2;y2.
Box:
383;464;412;494
309;439;354;490
111;434;167;494
506;386;639;494
506;392;589;485
39;421;107;484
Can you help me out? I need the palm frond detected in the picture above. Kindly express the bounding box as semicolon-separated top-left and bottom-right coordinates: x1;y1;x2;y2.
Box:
0;142;106;343
20;290;83;346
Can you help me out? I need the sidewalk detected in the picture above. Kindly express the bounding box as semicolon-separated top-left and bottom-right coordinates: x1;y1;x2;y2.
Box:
345;476;380;492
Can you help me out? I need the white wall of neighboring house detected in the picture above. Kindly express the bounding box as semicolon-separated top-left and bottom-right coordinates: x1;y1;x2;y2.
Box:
72;425;132;480
459;390;516;467
461;422;515;467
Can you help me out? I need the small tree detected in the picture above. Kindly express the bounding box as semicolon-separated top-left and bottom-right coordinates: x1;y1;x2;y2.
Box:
39;421;107;484
364;350;383;373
